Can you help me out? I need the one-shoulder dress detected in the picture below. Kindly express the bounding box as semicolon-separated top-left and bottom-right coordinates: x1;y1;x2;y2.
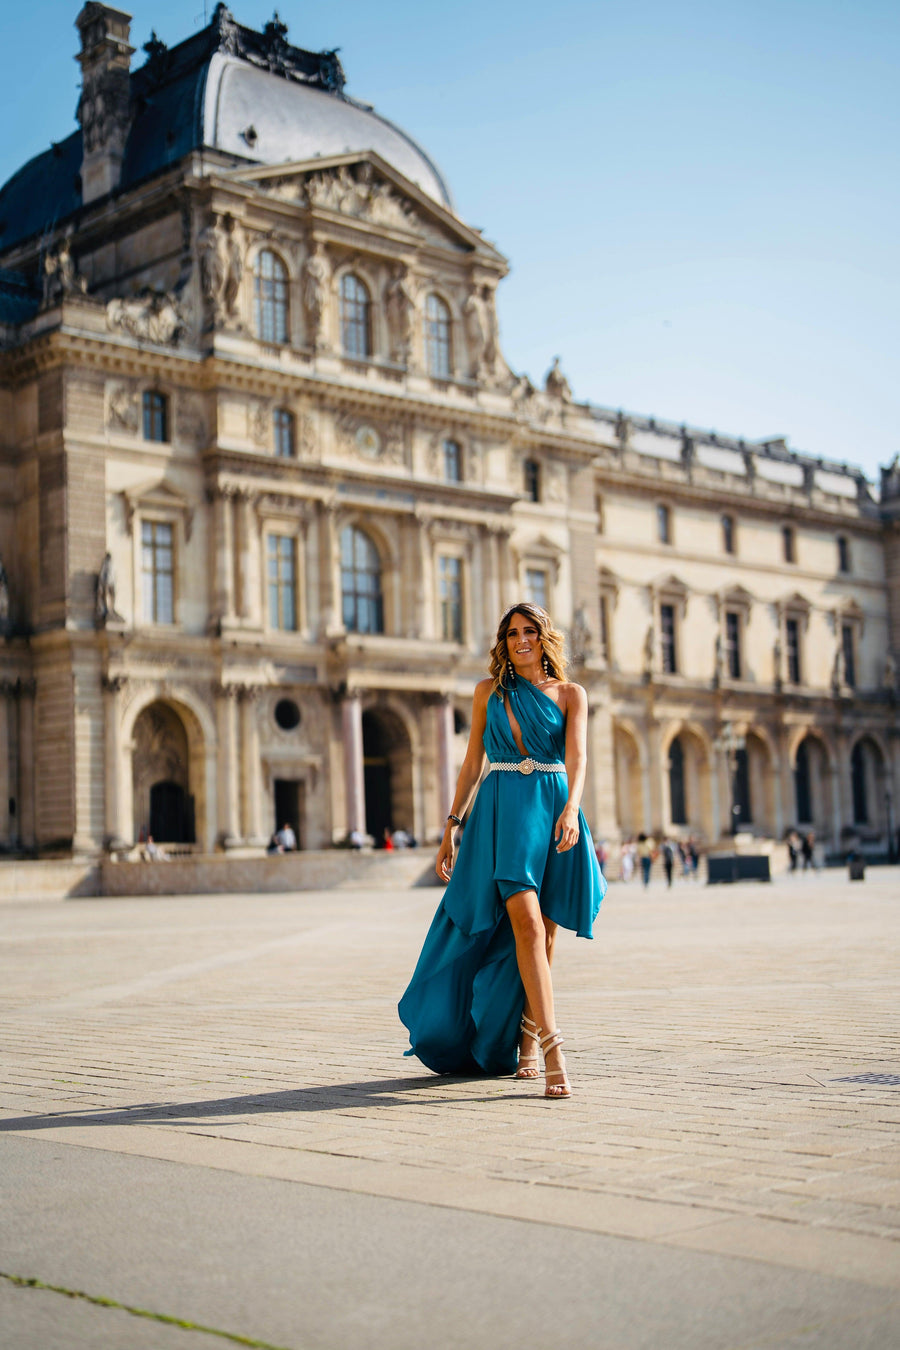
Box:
398;676;606;1076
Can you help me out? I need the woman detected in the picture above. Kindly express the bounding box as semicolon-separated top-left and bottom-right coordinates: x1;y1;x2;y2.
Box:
398;603;606;1097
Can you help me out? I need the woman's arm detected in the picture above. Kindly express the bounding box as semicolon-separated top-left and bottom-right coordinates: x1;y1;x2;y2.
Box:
555;682;589;853
435;679;491;880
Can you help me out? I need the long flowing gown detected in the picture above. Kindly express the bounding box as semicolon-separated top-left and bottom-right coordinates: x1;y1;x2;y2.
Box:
398;676;606;1075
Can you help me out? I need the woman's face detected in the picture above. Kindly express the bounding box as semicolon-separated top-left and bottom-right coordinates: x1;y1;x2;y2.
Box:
505;611;544;667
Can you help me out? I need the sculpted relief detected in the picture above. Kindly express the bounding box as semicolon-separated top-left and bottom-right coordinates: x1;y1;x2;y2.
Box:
107;290;185;346
198;213;243;327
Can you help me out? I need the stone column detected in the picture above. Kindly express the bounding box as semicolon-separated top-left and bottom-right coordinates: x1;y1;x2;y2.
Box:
240;687;265;845
485;526;501;643
102;675;128;849
213;487;236;626
417;518;434;640
237;491;261;626
342;691;365;835
319;501;341;636
217;682;241;847
646;719;664;833
0;684;10;849
17;679;36;849
709;747;723;841
772;755;784;840
436;696;455;822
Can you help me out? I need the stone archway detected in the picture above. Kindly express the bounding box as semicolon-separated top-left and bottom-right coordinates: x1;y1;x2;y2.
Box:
792;732;830;838
613;722;643;837
362;706;413;844
744;729;775;836
664;725;712;840
132;701;196;844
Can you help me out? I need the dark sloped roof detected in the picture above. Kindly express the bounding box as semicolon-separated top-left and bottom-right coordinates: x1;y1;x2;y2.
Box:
0;268;40;323
0;7;449;256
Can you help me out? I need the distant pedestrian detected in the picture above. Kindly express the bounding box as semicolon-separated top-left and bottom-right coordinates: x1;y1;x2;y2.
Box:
801;831;814;871
787;831;800;872
620;839;636;883
662;838;675;888
637;833;656;887
275;822;296;851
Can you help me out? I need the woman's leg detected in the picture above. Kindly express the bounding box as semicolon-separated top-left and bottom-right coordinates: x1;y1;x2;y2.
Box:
520;916;558;1035
507;891;567;1091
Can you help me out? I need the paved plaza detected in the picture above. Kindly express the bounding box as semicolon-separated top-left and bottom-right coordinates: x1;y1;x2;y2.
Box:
1;866;899;1348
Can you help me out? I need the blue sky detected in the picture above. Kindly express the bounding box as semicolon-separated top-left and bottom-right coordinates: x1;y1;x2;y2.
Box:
2;1;897;480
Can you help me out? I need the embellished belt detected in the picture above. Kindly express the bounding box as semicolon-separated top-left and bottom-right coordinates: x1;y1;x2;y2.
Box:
488;758;565;777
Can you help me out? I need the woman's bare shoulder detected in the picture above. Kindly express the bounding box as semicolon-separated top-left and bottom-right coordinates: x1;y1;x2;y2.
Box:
558;680;587;711
473;677;494;704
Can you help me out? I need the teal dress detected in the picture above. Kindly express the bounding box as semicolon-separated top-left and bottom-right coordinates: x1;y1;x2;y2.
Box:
398;676;606;1075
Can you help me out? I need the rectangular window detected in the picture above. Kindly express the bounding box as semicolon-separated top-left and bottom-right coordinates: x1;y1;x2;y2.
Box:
438;555;463;643
142;391;168;443
786;616;801;684
443;439;462;483
725;610;741;679
722;514;735;555
837;535;851;574
595;493;605;533
523;458;541;503
273;408;295;458
267;535;297;631
782;525;795;564
660;603;677;673
525;567;548;610
141;520;174;624
657;503;671;545
841;623;856;688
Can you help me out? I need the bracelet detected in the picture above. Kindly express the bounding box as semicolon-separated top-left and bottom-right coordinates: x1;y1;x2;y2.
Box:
446;814;462;827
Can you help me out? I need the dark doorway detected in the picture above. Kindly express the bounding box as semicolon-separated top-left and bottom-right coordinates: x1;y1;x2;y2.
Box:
363;711;393;844
795;739;812;824
149;781;194;843
668;736;687;825
274;780;303;848
734;747;752;826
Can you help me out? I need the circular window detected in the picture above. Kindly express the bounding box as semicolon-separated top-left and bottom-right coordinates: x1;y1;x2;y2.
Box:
274;699;301;731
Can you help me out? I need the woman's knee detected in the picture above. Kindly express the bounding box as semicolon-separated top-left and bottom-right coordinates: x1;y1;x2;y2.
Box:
506;890;543;943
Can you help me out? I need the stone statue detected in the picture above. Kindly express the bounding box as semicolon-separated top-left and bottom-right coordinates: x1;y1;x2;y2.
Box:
385;264;415;364
42;233;87;308
545;356;572;403
773;636;783;687
198;214;242;324
615;411;632;448
714;633;724;683
482;283;500;374
570;605;593;663
883;650;897;693
832;642;845;691
463;285;488;379
96;552;117;624
643;623;655;676
301;242;330;347
0;555;9;627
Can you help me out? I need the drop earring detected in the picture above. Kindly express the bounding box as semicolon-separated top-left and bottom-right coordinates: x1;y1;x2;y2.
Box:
507;661;516;685
542;655;550;676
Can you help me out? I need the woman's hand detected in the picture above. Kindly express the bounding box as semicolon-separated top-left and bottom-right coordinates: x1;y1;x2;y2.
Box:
554;803;580;853
436;828;456;881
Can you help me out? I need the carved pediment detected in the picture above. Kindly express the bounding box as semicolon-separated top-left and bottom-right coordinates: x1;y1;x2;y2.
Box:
226;152;498;257
122;479;195;540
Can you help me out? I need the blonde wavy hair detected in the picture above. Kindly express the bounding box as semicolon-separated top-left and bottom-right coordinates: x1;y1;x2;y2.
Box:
489;602;568;695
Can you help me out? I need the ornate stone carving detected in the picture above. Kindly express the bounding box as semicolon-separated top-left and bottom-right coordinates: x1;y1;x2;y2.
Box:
198;213;243;326
463;285;489;380
643;623;655;678
176;393;207;447
212;3;240;55
301;241;330;347
249;400;270;447
544;462;568;504
385;264;415;364
335;412;404;465
106;382;139;434
305;164;421;232
545;356;572;403
107;290;184;345
884;650;898;694
570;605;593;663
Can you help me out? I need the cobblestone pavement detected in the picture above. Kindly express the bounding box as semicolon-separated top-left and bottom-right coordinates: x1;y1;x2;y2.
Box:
1;867;899;1346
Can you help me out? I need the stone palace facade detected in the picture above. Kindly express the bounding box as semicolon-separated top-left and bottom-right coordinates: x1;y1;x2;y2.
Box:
0;4;898;861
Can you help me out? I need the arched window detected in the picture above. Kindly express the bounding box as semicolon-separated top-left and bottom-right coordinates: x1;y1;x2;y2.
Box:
254;250;289;344
341;526;383;633
340;273;371;358
425;293;452;377
669;736;687;825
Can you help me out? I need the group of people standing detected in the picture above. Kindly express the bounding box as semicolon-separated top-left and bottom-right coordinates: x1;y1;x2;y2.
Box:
619;835;701;886
786;829;819;872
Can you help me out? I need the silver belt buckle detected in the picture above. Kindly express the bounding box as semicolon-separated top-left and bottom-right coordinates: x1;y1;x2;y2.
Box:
518;757;534;776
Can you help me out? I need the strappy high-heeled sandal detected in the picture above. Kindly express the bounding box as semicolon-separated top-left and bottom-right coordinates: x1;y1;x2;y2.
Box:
540;1029;571;1098
515;1014;541;1079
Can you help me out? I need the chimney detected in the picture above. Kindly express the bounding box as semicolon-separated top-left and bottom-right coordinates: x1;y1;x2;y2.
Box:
76;4;134;204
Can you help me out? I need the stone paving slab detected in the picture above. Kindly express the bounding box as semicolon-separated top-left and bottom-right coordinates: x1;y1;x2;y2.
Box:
1;868;899;1345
